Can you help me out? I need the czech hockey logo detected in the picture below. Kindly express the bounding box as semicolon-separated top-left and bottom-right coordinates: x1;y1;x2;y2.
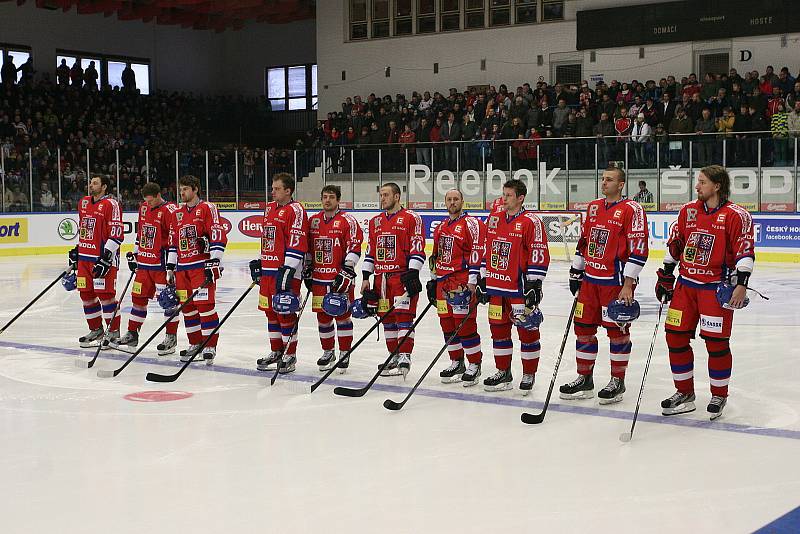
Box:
314;237;334;265
588;227;609;258
178;225;198;252
140;224;157;250
80;217;96;241
490;240;511;271
438;235;455;265
684;231;715;265
261;225;276;252
376;235;396;262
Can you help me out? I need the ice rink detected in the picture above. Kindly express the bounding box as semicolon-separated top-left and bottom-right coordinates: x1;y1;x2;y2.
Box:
1;251;799;534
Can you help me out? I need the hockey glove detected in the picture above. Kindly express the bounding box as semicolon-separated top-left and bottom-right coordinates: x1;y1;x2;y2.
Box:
332;266;356;293
426;279;437;306
400;269;423;297
204;258;222;284
68;246;79;270
196;236;210;254
667;235;685;261
362;288;379;316
523;279;543;308
655;264;677;303
276;265;296;293
92;249;113;278
569;267;584;296
166;263;177;286
302;261;314;291
476;278;489;305
428;254;437;276
126;251;138;272
576;236;588;257
249;259;262;283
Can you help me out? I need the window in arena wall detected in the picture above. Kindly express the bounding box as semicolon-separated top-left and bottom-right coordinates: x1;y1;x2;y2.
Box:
56;51;150;94
373;0;390;37
350;0;368;39
417;0;436;33
1;45;31;83
440;0;460;31
394;0;413;35
490;0;510;26
541;0;564;21
515;0;536;24
465;0;484;28
266;64;318;112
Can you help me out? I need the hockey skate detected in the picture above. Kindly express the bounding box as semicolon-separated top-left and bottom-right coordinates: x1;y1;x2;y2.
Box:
519;374;535;396
108;330;138;352
461;363;481;387
157;333;177;356
397;353;411;378
99;330;120;351
661;391;696;416
317;350;337;371
707;395;727;420
278;354;296;374
597;377;626;405
483;368;513;392
180;344;202;363
559;374;594;400
378;354;400;376
440;359;466;383
257;351;281;371
337;350;350;373
79;328;104;348
202;347;216;366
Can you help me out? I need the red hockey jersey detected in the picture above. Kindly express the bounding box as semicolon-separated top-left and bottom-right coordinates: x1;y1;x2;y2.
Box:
260;200;309;276
363;208;426;274
572;198;649;285
77;194;124;263
167;200;227;271
134;200;178;271
307;210;363;284
483;210;550;297
666;200;755;287
432;213;485;285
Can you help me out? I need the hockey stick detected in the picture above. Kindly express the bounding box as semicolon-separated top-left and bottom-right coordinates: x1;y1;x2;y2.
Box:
96;284;206;378
0;269;69;335
520;295;579;424
75;269;136;369
333;301;435;398
383;304;476;411
309;304;398;393
269;290;312;386
620;299;665;443
146;281;258;383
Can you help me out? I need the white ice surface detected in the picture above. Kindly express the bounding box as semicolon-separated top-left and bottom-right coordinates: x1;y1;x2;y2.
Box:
0;252;799;534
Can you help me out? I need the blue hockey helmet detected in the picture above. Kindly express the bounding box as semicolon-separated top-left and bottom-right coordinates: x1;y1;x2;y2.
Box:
272;292;301;314
716;282;749;310
607;300;641;324
322;292;350;317
350;297;369;319
158;286;180;310
62;271;77;292
445;286;472;307
510;306;544;330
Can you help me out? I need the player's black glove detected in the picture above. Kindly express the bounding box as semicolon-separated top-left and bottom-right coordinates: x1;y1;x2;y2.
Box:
92;249;113;278
426;279;437;306
476;278;489;305
249;259;261;283
204;258;222;284
569;267;584;296
362;288;379;316
428;254;437;276
196;236;210;253
523;279;543;308
655;263;676;303
400;269;422;297
68;246;78;270
166;263;176;286
333;266;356;293
302;262;313;291
276;265;296;293
126;251;138;272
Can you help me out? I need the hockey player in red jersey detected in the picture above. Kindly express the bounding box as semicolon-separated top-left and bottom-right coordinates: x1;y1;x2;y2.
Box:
109;182;180;355
560;167;649;404
166;175;227;364
305;185;363;372
477;179;549;394
252;173;309;374
489;196;505;213
427;189;485;386
69;174;124;347
361;182;426;377
655;165;755;419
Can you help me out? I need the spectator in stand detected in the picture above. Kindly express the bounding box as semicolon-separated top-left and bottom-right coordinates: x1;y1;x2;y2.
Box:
682;73;701;99
657;92;677;127
789;101;800;137
775;67;795;95
633;180;653;204
628;95;644;118
787;82;800;109
630;113;652;167
83;61;99;89
415;117;431;167
38;181;56;211
764;65;778;86
767;86;784;119
748;104;769;165
56;59;70;86
441;112;461;170
598;92;617;122
707;87;729;118
461;113;479;169
593;112;614;167
69;60;83;87
552;98;570;135
8;185;28;211
695;108;717;166
717;107;736;159
700;72;718;101
770;102;789;166
668;106;694;165
17;57;34;86
121;64;136;91
1;54;16;86
614;106;632;158
664;75;679;98
685;92;704;123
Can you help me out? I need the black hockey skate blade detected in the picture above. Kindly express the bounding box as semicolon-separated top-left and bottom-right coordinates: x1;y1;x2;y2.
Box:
333;386;367;397
520;412;545;424
383;399;403;410
96;369;116;378
619;432;632;443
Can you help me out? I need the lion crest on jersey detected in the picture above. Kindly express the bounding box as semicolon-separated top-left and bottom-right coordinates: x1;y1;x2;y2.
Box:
684;232;715;265
490;240;511;270
314;237;333;265
376;235;396;262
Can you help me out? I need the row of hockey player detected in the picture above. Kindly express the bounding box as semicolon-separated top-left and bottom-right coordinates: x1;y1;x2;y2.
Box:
67;175;228;365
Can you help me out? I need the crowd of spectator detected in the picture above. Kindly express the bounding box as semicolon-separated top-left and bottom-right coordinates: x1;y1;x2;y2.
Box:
315;65;800;172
